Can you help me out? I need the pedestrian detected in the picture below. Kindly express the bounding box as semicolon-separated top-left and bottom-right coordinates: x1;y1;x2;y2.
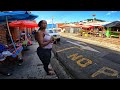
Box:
21;31;25;36
32;29;37;41
35;20;55;75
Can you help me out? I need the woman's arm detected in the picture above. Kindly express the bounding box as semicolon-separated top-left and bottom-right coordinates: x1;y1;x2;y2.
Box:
36;31;53;47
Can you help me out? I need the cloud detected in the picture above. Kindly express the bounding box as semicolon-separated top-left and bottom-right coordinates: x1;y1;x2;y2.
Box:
46;19;59;24
106;12;111;15
46;19;52;24
106;11;118;15
111;11;117;13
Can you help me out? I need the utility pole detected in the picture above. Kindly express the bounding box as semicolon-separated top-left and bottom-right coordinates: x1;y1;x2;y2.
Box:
52;16;54;30
65;21;67;24
92;14;96;22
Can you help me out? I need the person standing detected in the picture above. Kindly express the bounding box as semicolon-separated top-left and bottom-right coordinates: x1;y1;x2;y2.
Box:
35;20;55;75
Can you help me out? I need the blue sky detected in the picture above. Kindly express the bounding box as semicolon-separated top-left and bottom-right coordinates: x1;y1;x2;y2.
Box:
32;11;120;24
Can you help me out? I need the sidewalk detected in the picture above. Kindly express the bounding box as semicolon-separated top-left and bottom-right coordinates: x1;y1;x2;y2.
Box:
0;42;58;79
60;32;120;52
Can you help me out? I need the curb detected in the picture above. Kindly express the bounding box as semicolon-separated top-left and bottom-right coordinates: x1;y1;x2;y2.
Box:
51;51;72;79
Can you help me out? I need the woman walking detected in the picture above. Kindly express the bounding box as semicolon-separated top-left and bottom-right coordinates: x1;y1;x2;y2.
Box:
35;20;55;75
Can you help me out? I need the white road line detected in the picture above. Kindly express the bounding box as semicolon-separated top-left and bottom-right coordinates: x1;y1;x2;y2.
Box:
76;41;87;45
67;40;100;53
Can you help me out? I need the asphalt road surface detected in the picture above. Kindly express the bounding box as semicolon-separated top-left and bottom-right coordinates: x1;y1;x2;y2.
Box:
52;37;120;79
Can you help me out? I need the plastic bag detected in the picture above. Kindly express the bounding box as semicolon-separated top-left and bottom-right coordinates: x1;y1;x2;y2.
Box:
2;51;12;57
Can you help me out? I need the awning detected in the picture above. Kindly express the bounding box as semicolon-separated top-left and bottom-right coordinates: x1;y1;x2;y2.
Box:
9;20;38;28
0;11;38;23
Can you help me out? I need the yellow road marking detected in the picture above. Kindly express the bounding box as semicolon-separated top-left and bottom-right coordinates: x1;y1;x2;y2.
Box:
77;58;93;68
91;67;119;78
56;46;83;53
67;53;92;67
67;53;83;61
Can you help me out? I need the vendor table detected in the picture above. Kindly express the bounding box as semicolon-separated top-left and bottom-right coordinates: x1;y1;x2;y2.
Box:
0;46;23;76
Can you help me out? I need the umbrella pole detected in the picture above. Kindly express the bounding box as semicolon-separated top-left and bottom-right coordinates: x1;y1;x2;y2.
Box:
6;16;17;51
25;27;27;41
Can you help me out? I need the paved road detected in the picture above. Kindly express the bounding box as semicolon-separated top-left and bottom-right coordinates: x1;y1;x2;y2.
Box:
52;37;120;79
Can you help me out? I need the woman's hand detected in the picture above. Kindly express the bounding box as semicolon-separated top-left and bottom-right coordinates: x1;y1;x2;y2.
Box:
49;37;55;43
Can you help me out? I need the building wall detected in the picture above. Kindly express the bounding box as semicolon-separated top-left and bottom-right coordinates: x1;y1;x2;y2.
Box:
57;23;65;28
10;27;20;41
0;25;7;45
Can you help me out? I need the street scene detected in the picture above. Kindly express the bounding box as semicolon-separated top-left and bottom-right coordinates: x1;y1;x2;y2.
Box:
0;11;120;79
53;34;120;79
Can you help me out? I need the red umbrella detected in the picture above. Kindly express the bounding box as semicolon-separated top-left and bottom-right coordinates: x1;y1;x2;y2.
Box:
9;20;38;45
9;20;38;28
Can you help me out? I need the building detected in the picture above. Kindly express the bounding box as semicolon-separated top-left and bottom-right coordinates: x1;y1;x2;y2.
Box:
0;24;7;45
47;24;57;29
56;23;65;28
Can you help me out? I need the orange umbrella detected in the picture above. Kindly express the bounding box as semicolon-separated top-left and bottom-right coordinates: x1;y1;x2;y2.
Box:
9;20;38;28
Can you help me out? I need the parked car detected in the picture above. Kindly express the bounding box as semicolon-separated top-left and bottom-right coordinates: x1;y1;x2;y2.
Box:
47;29;60;42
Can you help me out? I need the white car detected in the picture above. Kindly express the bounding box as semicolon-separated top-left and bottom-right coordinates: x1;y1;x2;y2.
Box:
47;29;60;42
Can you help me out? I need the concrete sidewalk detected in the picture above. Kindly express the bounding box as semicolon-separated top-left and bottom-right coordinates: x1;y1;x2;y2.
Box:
0;42;58;79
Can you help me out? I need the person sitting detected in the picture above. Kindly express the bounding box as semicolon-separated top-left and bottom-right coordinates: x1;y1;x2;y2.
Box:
21;31;25;36
15;39;22;48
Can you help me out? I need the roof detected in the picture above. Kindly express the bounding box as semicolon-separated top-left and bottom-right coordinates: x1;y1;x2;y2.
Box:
104;21;120;27
0;11;38;23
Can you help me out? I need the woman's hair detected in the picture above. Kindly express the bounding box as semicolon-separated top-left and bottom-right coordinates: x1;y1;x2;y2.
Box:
38;20;46;30
38;20;43;27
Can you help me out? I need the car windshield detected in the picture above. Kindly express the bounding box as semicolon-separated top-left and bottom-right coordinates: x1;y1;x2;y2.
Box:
48;30;57;33
48;30;53;33
53;30;57;33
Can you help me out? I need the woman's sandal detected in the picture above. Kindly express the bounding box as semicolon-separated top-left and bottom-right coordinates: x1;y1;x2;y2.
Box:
48;68;53;71
47;71;55;75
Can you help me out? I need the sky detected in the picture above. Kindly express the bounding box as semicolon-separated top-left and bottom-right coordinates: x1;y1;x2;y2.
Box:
31;11;120;24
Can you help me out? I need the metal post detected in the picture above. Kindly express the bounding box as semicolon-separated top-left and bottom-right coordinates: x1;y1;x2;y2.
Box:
6;16;16;51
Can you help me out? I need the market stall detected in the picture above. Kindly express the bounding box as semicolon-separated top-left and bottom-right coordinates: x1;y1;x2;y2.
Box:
81;25;94;37
0;11;38;76
104;21;120;38
9;20;38;48
90;25;104;37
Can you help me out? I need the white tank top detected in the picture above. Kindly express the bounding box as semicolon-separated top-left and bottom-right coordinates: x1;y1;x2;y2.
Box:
43;31;53;49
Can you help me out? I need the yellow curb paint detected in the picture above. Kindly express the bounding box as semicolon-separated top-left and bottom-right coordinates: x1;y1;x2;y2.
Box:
77;58;93;68
91;67;119;78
